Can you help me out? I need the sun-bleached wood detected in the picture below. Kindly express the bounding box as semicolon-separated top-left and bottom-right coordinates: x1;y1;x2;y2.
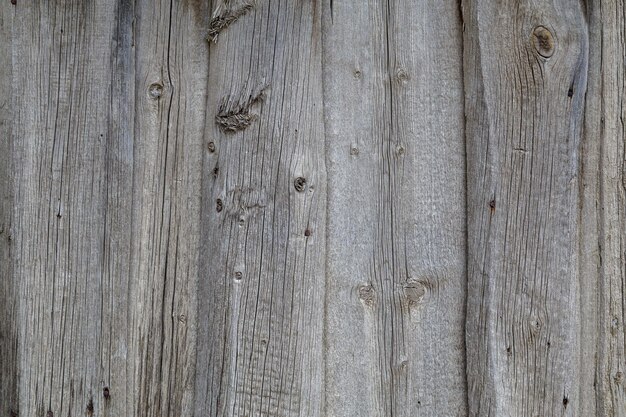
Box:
3;1;626;416
4;1;207;416
193;0;327;415
463;0;589;415
322;1;467;415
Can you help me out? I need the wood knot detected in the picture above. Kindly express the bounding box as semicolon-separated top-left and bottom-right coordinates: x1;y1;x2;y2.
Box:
615;371;624;384
148;82;164;99
294;177;307;192
358;284;375;306
216;198;223;213
86;398;94;415
394;68;410;84
207;141;216;153
532;26;554;58
46;411;53;417
404;282;426;307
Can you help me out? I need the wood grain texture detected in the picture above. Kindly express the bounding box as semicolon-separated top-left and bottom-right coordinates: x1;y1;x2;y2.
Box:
10;2;136;415
591;1;626;415
131;0;207;415
193;0;327;416
6;1;207;416
0;2;17;416
463;0;589;415
322;0;467;415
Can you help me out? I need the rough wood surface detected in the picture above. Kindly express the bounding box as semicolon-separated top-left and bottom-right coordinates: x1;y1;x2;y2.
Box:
463;0;589;415
591;1;626;415
0;2;16;416
131;1;207;416
322;0;467;416
2;1;626;416
193;0;327;416
5;1;207;416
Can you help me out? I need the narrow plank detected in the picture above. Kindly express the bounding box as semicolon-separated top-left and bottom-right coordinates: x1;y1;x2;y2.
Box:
131;0;208;415
0;1;17;416
11;2;135;416
194;0;327;415
579;2;600;416
322;0;467;415
463;0;589;415
592;1;626;415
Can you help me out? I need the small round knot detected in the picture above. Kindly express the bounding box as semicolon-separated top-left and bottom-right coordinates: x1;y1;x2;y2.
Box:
395;68;410;84
358;284;375;306
532;26;555;58
294;177;307;192
148;82;164;99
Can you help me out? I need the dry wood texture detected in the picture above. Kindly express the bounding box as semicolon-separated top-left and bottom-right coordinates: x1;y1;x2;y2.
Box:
322;0;467;416
1;0;626;417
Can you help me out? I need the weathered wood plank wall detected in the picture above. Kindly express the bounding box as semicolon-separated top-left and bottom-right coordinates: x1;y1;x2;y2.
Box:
1;0;625;417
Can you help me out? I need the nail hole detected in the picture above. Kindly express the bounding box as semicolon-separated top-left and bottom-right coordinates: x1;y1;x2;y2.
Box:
563;397;569;408
103;387;110;400
304;228;312;237
207;141;216;153
216;199;223;213
234;271;243;281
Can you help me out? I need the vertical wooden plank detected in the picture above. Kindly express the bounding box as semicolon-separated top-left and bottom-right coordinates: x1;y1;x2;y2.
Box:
463;0;588;415
579;1;600;416
131;0;208;415
592;1;626;415
11;1;135;416
322;0;467;416
0;1;17;416
194;0;327;415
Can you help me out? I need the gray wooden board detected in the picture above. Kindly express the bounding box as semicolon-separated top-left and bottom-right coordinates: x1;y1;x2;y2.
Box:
194;0;327;415
322;0;467;415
